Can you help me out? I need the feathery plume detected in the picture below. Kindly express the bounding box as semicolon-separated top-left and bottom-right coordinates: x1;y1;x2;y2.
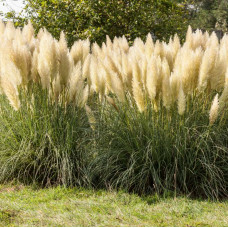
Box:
121;51;132;89
4;21;16;41
120;35;129;53
109;71;125;102
145;33;154;60
38;31;59;88
0;20;5;37
146;55;158;101
132;72;145;112
68;61;82;102
22;20;34;43
11;40;32;85
1;79;20;110
82;54;91;80
177;85;186;115
90;56;99;92
186;25;193;48
198;36;218;90
209;94;219;125
31;47;39;82
161;58;172;109
106;35;113;50
70;39;89;65
58;31;72;87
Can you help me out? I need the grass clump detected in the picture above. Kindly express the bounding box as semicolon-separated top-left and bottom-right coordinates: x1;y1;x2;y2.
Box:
91;95;228;199
0;85;92;187
0;20;228;199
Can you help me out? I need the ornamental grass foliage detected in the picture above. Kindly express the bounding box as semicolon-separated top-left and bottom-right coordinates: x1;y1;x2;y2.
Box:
0;20;227;199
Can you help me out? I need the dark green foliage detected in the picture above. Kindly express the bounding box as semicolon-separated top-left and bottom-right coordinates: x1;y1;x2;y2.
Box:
0;85;93;187
5;0;191;45
91;96;228;199
0;90;228;199
191;0;228;33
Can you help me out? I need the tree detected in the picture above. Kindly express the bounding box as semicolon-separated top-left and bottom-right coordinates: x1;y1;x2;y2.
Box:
191;0;228;33
214;0;228;32
4;0;191;46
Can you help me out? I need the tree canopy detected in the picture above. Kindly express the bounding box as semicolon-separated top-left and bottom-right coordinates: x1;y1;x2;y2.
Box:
5;0;228;45
4;0;191;46
191;0;228;32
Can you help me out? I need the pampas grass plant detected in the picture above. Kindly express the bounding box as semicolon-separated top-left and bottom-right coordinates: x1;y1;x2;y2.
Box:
0;84;93;186
0;21;227;199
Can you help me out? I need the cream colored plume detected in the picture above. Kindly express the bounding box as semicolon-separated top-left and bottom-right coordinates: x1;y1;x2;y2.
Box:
133;38;145;55
198;33;219;90
70;40;86;65
140;56;147;89
0;20;5;37
11;39;32;85
209;38;228;90
225;69;228;87
38;31;59;88
173;34;181;57
119;36;129;53
4;21;16;41
177;85;186;115
154;40;163;58
52;73;62;101
106;35;113;51
112;51;122;78
58;31;72;86
22;21;34;43
1;20;228;115
132;57;141;85
185;25;193;48
109;71;125;102
90;56;99;92
146;55;159;101
132;71;145;112
163;43;174;70
37;28;45;41
209;94;219;125
145;33;154;60
68;61;82;102
104;55;122;81
121;51;132;90
170;69;181;102
97;62;107;100
0;44;22;88
92;42;103;58
82;54;91;80
31;47;39;82
180;47;203;94
161;58;172;109
1;79;20;110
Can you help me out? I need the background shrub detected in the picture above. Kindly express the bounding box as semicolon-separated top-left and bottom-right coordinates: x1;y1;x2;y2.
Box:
4;0;191;45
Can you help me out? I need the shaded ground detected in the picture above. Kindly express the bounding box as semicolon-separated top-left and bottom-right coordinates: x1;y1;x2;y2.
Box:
0;184;228;226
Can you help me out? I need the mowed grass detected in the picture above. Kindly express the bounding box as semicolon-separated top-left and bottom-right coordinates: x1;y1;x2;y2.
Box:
0;185;228;226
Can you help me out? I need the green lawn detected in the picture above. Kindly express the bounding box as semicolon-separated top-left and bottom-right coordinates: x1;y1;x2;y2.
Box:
0;185;228;226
